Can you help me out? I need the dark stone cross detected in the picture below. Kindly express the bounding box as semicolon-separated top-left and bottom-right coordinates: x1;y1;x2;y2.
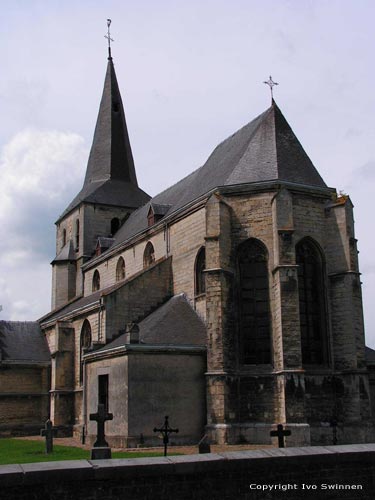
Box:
153;416;179;457
40;419;57;454
270;424;291;448
89;404;113;448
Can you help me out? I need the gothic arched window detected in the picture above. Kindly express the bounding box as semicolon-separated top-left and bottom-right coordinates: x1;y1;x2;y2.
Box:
75;219;80;251
116;257;126;281
80;319;92;384
92;270;100;292
237;239;271;365
296;238;328;365
143;242;155;268
62;228;67;247
111;217;120;235
195;247;206;295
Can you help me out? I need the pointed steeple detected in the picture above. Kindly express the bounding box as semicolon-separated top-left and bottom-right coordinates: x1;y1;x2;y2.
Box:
58;56;150;222
84;57;138;186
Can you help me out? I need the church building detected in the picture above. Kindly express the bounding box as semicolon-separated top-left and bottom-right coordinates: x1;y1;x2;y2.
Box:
32;47;374;447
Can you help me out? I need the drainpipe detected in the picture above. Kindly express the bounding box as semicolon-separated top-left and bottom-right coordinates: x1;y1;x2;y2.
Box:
98;296;104;343
82;356;87;444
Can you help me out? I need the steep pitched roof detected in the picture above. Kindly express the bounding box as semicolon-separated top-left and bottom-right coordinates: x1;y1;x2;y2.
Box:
51;239;76;263
0;321;50;364
111;101;328;247
58;57;150;221
97;294;206;351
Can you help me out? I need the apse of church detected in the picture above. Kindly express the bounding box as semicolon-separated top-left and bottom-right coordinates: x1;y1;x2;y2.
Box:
37;38;374;447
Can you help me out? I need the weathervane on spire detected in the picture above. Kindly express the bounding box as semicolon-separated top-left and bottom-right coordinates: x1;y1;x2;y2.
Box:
104;19;114;59
263;75;278;100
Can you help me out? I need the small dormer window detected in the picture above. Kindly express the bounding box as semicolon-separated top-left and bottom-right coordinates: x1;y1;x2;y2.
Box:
112;102;119;112
147;203;172;227
147;210;155;227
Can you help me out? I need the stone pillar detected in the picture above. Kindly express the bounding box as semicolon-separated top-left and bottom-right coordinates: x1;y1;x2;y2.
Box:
271;188;309;445
49;323;75;432
205;194;236;441
325;198;371;437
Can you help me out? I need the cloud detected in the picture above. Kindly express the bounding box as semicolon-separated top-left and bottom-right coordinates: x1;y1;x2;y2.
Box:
0;129;87;320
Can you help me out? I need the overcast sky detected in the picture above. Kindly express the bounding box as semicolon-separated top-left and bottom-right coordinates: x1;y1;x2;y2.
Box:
0;0;374;346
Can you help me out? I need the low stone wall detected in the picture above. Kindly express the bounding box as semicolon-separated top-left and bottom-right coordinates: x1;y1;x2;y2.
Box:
1;444;375;499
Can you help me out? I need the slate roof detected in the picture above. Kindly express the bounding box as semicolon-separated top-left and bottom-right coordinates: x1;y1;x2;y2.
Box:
39;291;102;324
58;57;150;221
0;321;50;364
52;239;76;263
366;346;375;365
111;101;328;249
96;294;206;352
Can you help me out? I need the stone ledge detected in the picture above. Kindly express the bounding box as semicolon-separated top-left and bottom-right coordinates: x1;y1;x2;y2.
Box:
1;444;375;487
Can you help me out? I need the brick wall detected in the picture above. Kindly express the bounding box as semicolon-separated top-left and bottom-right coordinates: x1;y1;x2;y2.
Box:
1;444;375;499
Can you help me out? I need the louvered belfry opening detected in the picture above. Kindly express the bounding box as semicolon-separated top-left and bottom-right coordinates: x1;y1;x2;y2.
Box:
237;239;271;365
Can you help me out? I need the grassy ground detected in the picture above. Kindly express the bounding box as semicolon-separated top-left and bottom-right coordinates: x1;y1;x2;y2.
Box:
0;439;168;465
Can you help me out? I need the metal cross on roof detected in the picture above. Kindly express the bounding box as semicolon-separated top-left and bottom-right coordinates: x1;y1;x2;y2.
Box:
263;75;279;100
104;19;114;59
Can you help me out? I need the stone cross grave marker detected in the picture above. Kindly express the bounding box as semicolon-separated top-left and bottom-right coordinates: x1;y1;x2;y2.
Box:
89;403;113;448
270;424;291;448
153;416;178;456
40;419;57;454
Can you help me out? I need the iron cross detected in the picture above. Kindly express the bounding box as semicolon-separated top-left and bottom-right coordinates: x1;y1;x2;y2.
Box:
89;403;113;448
263;75;279;100
153;416;179;456
270;423;291;448
104;19;114;59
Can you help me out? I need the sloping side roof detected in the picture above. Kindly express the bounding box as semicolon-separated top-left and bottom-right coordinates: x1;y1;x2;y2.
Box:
366;346;375;365
111;101;328;248
52;239;76;263
97;294;206;351
58;58;151;221
0;321;50;363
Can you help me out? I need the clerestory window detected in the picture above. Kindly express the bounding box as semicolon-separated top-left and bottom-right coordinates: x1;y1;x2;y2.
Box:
195;247;206;295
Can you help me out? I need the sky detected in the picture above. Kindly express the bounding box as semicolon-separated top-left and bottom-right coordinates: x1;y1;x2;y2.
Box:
0;0;374;346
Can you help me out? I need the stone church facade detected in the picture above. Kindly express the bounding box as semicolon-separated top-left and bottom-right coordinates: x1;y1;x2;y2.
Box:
34;50;374;447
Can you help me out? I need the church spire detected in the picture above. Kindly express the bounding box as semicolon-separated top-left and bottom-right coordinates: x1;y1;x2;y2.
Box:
57;33;150;222
84;49;138;187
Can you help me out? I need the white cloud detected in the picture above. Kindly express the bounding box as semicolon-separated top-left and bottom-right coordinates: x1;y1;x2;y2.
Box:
0;129;87;320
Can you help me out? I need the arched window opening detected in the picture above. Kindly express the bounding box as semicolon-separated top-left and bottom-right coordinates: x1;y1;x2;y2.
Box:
116;257;126;281
80;319;92;384
143;242;155;268
195;247;206;295
75;219;80;251
92;270;100;292
62;228;67;247
111;217;120;235
237;239;271;365
296;238;328;365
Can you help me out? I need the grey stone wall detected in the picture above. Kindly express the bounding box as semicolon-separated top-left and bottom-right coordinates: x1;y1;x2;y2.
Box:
1;444;375;499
